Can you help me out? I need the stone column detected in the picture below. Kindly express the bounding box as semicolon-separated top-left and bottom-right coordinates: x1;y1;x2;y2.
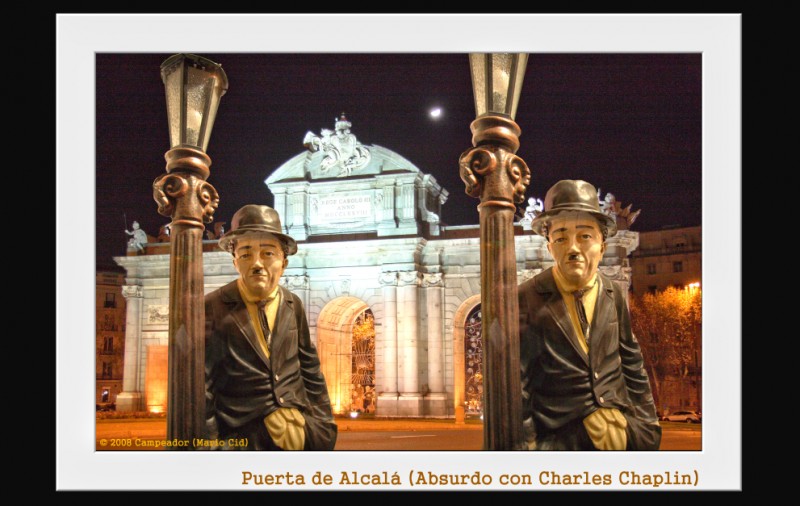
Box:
397;270;423;416
287;188;309;241
272;188;288;228
375;182;396;236
116;284;143;412
422;272;446;416
602;230;638;302
396;181;417;234
377;271;399;415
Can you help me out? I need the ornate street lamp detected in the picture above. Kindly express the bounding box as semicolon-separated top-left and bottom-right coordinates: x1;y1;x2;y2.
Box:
460;53;530;450
153;53;227;447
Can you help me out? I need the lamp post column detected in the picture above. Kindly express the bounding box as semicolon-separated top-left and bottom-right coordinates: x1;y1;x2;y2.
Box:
153;149;218;445
460;52;530;450
460;116;529;450
153;54;227;447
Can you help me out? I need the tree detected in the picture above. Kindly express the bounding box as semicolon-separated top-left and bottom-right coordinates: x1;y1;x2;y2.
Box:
629;286;702;413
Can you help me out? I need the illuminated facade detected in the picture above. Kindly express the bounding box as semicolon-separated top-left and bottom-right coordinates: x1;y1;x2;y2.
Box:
629;225;701;295
114;119;639;417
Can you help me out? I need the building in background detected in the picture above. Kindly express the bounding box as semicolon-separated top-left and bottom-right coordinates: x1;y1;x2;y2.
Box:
629;225;702;416
630;225;702;296
96;271;126;409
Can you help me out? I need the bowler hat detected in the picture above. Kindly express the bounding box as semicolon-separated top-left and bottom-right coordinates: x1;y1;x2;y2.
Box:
530;180;617;238
218;205;298;255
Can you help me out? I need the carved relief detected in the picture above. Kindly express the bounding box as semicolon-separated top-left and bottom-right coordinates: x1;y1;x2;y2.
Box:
122;285;143;299
507;154;531;205
599;265;633;283
280;275;310;290
421;272;443;287
397;271;420;287
459;145;530;205
378;271;398;287
147;305;169;323
153;173;187;217
197;181;220;224
459;147;496;198
153;173;219;225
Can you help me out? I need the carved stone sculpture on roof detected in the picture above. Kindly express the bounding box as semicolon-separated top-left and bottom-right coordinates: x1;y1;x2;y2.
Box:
303;113;371;177
518;196;544;230
125;221;149;252
598;188;641;231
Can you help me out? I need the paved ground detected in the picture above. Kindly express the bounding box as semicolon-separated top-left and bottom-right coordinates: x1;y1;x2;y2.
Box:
96;417;700;451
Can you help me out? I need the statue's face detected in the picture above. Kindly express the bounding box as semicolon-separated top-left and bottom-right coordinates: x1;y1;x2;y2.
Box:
233;234;287;299
547;213;605;288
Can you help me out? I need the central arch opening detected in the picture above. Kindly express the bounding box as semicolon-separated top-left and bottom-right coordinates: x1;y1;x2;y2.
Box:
316;296;375;415
464;304;483;416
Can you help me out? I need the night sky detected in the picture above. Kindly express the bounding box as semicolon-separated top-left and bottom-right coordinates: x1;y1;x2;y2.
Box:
95;53;701;271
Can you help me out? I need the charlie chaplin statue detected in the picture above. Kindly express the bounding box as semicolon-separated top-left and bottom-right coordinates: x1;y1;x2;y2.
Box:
204;205;337;450
519;180;661;450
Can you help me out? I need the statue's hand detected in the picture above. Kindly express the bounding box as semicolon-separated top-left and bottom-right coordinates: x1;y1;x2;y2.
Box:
583;408;627;450
264;408;306;451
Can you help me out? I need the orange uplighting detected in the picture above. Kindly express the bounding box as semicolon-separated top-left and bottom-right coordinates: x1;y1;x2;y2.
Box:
145;345;168;415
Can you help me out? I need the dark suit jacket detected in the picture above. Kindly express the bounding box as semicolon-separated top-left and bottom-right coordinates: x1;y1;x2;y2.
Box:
519;268;661;451
205;281;337;450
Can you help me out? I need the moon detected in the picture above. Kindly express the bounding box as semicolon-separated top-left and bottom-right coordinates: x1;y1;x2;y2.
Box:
430;107;442;118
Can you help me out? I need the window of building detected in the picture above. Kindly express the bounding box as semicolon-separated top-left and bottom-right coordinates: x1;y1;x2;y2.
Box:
673;261;683;273
648;286;657;294
103;336;113;354
647;263;656;275
101;389;110;403
102;362;112;379
104;293;116;308
103;314;116;331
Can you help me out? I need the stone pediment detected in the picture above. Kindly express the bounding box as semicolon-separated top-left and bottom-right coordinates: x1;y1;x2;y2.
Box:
266;143;422;184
